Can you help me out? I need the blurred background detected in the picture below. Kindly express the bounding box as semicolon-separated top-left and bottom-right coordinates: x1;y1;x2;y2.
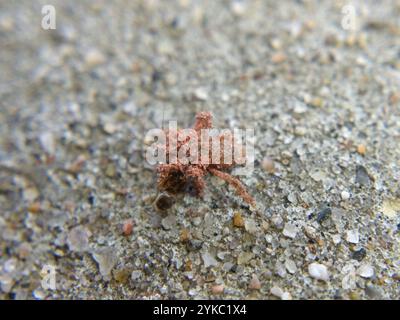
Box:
0;0;399;300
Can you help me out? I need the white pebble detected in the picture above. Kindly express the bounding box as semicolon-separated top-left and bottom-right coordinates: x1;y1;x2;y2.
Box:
39;132;56;154
193;87;208;101
346;230;359;244
202;252;218;268
0;275;14;293
244;219;258;234
103;122;117;134
270;286;284;298
308;262;330;281
332;234;341;245
270;286;292;300
342;272;356;290
231;1;246;16
281;292;292;300
341;190;350;200
85;49;106;67
285;259;297;274
92;248;118;278
282;223;297;239
357;264;374;278
4;258;17;273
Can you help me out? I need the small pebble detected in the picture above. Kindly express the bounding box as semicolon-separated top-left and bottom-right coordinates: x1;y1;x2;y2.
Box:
92;248;118;278
282;223;297;239
308;262;330;281
357;264;374;278
249;274;261;290
244;219;258;234
67;226;90;252
202;252;218;268
33;289;47;300
346;229;359;244
275;261;287;278
365;285;382;299
317;207;331;223
310;97;324;108
355;165;372;186
211;284;224;295
103;122;117;134
0;275;14;293
105;163;116;177
180;228;190;242
304;225;317;240
113;268;130;284
342;270;357;290
271;52;286;64
186;239;203;251
389;92;400;105
270;286;292;300
270;286;284;298
349;291;360;300
85;49;106;67
294;126;306;136
237;252;253;265
271;215;284;229
161;215;176;230
122;219;133;236
39;132;56;155
131;270;142;281
341;190;350;200
4;258;17;273
192;217;202;226
193;87;208;101
285;259;297;274
27;202;41;214
233;212;245;228
0;17;14;31
332;234;341;245
357;144;366;155
281;292;292;300
68;155;87;174
352;248;367;261
231;1;246;16
17;242;32;259
261;156;275;174
380;198;400;219
270;38;282;50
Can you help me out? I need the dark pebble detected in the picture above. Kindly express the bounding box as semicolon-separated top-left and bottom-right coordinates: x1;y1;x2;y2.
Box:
186;239;203;251
230;264;238;273
352;248;367;261
88;194;95;205
355;165;372;186
152;70;162;83
317;207;332;223
153;192;175;212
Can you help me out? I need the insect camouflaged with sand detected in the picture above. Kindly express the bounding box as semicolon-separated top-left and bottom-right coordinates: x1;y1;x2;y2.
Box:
153;112;255;211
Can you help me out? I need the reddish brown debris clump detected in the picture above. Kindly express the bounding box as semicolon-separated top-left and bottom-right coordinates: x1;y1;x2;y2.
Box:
122;219;134;236
156;112;255;207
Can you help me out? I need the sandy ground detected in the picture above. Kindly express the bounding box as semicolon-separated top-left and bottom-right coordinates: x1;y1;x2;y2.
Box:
0;0;399;300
